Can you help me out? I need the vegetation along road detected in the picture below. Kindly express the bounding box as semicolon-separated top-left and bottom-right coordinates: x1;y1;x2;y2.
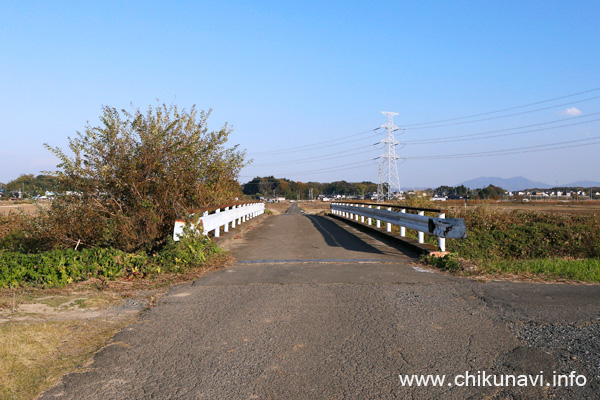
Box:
40;203;600;399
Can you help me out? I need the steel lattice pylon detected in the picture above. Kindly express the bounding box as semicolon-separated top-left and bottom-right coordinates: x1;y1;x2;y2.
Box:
378;111;401;200
376;162;384;202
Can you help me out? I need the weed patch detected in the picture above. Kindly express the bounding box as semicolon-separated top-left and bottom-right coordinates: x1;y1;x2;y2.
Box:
0;233;220;289
421;207;600;282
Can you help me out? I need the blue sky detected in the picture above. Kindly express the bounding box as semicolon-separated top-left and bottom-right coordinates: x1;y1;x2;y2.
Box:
1;1;599;189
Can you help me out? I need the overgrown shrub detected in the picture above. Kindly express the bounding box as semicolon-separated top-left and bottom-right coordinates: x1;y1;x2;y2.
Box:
39;104;246;252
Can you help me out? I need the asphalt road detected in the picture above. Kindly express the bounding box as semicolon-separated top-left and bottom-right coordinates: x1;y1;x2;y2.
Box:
41;203;600;399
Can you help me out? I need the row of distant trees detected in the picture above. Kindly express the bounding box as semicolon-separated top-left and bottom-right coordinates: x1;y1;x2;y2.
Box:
434;184;600;200
0;174;59;197
434;184;541;200
242;176;377;199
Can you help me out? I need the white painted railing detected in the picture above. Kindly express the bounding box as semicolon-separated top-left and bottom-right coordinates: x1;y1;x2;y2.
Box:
330;202;467;252
173;202;265;241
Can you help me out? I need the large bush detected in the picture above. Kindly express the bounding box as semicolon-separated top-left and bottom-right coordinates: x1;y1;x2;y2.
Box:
40;104;246;252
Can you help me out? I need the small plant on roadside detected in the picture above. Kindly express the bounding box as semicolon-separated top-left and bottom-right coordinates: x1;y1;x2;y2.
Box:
421;253;462;273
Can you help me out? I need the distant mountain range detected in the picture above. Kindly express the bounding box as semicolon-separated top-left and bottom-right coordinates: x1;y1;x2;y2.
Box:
458;176;600;191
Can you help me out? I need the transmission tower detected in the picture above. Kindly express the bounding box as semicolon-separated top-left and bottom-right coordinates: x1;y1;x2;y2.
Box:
378;111;402;200
376;162;384;202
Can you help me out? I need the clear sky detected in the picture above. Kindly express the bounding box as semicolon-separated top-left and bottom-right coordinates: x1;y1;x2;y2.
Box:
1;1;599;189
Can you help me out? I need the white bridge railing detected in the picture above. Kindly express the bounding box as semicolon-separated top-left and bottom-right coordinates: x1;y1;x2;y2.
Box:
173;202;265;241
330;202;467;252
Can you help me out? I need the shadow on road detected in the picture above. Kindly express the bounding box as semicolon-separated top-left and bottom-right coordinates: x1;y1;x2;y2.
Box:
304;214;388;255
306;214;421;259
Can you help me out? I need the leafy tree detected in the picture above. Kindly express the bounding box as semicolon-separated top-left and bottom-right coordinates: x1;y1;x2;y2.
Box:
42;104;246;252
477;184;504;200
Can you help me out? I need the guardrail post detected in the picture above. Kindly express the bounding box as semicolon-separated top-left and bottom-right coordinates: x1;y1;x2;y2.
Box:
417;210;424;243
224;207;229;233
214;208;221;237
376;206;381;228
367;205;372;225
438;212;446;252
386;207;392;232
355;204;359;221
400;209;406;237
231;205;237;228
202;211;209;235
360;205;365;223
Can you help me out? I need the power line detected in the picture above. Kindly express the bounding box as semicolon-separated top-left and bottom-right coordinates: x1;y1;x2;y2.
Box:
403;136;600;160
248;128;379;156
243;88;600;159
402;87;600;127
404;113;600;145
245;89;600;157
403;95;600;130
240;159;376;179
250;146;379;167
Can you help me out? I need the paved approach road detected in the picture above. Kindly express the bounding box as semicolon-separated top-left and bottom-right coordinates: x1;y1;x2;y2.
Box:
42;203;600;399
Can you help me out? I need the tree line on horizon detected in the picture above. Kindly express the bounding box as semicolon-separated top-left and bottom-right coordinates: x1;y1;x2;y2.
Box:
3;174;598;202
242;176;378;200
0;174;59;197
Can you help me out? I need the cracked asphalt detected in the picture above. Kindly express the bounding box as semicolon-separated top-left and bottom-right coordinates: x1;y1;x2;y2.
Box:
41;203;600;399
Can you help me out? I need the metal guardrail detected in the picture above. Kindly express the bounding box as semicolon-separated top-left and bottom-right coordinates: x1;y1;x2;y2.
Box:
330;202;467;252
173;202;265;241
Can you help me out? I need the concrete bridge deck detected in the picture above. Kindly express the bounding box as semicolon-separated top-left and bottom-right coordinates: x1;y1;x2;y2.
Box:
41;203;600;399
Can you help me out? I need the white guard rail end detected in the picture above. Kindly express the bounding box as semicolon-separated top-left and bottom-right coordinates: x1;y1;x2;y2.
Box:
173;202;265;241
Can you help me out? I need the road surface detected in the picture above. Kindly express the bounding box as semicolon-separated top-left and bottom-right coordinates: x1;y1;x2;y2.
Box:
41;203;600;399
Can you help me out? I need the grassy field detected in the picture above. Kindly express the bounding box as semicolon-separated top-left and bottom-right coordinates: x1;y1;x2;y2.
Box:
426;203;600;283
444;199;600;216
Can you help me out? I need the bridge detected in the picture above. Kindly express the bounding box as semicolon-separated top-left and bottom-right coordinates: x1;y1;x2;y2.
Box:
41;202;600;399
